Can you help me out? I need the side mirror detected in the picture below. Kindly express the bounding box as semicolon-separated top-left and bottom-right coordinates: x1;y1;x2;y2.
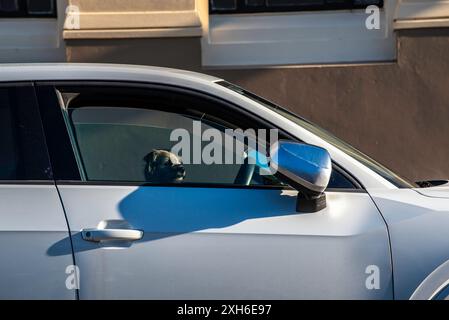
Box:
270;140;332;212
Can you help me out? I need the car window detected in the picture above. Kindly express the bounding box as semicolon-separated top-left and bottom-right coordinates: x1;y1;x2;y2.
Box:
0;89;18;179
57;85;357;189
70;106;267;184
0;86;52;181
61;87;283;186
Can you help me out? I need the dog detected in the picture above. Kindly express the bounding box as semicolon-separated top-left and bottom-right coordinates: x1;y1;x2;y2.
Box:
143;149;186;183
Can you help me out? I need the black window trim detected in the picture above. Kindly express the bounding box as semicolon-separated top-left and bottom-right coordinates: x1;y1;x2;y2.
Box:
209;0;384;14
0;0;57;18
0;180;54;185
35;80;365;192
0;81;54;185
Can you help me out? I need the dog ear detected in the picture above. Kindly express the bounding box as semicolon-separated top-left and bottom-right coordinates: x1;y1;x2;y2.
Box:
144;150;159;162
143;150;159;174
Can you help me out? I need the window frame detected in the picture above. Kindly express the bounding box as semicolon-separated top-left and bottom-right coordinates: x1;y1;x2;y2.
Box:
35;81;364;192
0;82;53;184
0;0;57;18
209;0;384;14
203;1;396;67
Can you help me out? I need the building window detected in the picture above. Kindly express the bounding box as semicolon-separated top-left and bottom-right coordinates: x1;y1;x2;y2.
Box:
203;0;396;67
0;0;56;18
210;0;383;14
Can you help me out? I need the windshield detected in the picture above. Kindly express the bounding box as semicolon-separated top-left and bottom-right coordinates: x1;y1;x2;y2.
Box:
218;81;415;188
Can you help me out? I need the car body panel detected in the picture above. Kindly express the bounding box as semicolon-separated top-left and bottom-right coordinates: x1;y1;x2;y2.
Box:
370;189;449;299
57;185;392;299
415;185;449;199
410;259;449;300
0;184;75;299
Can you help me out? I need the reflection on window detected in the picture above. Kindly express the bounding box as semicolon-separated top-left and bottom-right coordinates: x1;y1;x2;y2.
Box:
69;106;282;186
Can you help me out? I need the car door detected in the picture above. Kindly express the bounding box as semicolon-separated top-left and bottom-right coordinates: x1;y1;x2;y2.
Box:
0;83;75;299
37;82;393;299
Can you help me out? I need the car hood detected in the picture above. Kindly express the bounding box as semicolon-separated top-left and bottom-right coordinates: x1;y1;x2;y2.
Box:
415;183;449;199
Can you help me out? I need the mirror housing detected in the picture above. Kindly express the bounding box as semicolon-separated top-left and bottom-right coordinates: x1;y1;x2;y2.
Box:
270;140;332;212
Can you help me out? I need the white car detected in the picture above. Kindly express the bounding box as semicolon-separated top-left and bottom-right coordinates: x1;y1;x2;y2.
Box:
1;63;448;300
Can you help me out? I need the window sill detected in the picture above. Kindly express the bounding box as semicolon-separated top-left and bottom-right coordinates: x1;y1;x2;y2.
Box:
63;27;202;40
62;2;204;40
395;18;449;30
394;0;449;30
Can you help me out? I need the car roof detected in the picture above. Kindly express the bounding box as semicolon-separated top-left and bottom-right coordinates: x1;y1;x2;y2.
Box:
0;63;221;85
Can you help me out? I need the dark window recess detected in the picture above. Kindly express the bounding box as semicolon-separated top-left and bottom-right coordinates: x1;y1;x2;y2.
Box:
210;0;383;14
0;0;56;18
36;85;81;181
0;86;52;181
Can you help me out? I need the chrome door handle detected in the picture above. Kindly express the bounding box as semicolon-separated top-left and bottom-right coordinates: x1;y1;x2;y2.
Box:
81;228;144;242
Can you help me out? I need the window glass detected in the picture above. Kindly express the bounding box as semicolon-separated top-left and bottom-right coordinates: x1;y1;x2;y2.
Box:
0;90;18;179
209;0;383;14
68;105;282;186
0;0;56;18
0;86;51;181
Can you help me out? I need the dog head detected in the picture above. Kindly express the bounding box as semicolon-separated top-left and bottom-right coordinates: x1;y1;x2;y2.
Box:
143;149;186;183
